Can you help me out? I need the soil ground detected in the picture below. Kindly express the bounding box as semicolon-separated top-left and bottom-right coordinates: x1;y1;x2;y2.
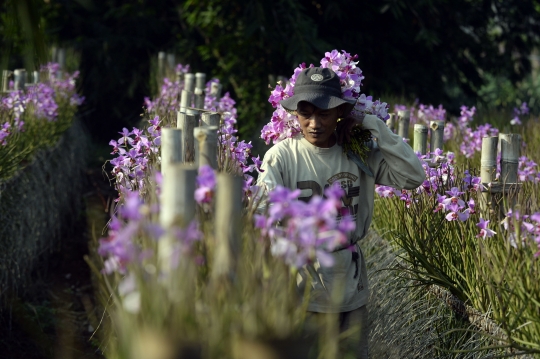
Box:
0;150;115;359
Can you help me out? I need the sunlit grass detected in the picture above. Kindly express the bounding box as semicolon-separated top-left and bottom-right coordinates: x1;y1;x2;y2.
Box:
373;115;540;356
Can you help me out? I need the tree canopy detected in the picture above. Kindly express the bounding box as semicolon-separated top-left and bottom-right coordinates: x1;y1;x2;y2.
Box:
3;0;539;141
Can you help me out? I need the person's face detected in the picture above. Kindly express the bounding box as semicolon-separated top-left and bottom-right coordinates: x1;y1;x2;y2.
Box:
296;101;342;148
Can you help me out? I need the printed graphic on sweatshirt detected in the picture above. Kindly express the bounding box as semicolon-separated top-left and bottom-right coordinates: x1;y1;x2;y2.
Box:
297;172;359;221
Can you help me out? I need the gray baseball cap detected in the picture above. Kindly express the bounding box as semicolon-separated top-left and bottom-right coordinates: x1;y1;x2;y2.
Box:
280;67;356;115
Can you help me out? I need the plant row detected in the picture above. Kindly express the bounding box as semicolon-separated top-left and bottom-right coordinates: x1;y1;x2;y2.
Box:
0;63;83;181
93;50;540;358
373;102;540;355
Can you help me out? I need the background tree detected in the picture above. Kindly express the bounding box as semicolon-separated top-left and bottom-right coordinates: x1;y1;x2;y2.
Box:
301;0;540;109
1;0;47;71
3;0;540;143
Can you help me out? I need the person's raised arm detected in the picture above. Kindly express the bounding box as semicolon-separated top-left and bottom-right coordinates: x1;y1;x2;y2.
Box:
338;114;425;189
365;114;425;189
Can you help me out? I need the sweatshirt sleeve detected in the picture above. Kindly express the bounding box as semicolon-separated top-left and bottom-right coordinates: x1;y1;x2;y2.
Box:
363;114;425;190
255;149;285;212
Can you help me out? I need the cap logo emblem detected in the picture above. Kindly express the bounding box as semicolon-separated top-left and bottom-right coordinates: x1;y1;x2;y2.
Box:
310;74;324;81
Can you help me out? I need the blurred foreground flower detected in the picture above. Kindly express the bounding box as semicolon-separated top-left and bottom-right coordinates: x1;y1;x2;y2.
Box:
195;165;216;205
510;102;529;125
502;209;540;252
476;218;496;239
255;185;355;268
98;188;201;275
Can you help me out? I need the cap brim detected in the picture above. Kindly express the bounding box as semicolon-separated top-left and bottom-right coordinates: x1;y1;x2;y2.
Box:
280;93;356;116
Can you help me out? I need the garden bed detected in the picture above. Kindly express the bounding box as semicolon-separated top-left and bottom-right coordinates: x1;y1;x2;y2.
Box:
364;230;510;358
0;118;88;304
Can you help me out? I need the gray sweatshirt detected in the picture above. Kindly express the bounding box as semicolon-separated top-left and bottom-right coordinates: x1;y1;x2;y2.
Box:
256;115;425;313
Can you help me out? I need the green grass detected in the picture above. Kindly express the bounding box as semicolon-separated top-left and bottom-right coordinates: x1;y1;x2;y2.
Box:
372;114;540;356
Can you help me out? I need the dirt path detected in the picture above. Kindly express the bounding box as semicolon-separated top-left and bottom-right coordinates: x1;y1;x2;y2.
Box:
0;165;114;359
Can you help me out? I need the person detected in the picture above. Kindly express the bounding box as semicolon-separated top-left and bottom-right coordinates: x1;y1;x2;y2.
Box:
256;67;425;358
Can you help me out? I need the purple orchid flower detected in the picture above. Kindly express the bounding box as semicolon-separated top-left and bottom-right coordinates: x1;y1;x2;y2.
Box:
434;194;447;213
195;165;217;204
444;202;461;221
476;218;497;239
375;185;398;198
443;187;465;208
257;185;354;268
120;191;143;221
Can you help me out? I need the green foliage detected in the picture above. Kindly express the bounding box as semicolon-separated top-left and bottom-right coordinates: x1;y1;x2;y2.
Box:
174;0;329;139
374;191;540;356
372;119;540;356
478;72;540;114
0;0;48;70
29;0;539;145
299;0;540;110
23;301;57;333
365;232;506;359
0;94;76;181
38;0;186;142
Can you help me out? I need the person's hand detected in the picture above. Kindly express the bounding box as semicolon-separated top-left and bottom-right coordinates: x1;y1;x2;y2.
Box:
336;113;364;146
